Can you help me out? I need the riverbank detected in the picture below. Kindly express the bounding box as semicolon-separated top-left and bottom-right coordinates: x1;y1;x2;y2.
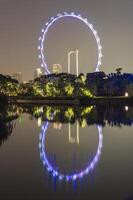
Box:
8;96;133;106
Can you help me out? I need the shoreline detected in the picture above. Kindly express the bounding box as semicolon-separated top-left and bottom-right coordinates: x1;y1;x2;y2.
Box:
8;96;133;106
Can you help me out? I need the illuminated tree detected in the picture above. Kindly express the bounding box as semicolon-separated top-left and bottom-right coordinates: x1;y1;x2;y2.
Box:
79;87;93;97
64;83;74;96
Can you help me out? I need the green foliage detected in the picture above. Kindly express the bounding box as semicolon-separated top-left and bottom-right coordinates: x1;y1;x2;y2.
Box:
80;118;87;128
44;82;60;97
64;83;74;96
81;106;93;116
80;87;93;97
65;107;74;120
33;82;44;96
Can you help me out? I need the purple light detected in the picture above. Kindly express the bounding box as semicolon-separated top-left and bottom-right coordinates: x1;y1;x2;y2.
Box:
39;122;103;182
38;12;103;73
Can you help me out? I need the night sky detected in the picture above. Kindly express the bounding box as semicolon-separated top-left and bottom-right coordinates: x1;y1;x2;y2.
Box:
0;0;133;81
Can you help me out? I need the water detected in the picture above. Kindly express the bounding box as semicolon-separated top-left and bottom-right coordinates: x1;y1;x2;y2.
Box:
0;105;133;200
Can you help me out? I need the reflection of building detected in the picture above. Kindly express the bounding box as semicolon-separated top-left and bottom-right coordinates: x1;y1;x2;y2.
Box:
53;123;62;130
52;64;62;74
68;121;79;144
12;72;22;82
34;68;43;79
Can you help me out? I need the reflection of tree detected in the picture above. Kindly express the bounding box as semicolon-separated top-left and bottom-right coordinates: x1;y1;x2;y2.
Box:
0;104;18;148
4;104;133;127
0;121;15;148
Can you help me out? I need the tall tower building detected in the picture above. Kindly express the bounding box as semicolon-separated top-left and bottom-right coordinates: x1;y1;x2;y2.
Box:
68;50;79;76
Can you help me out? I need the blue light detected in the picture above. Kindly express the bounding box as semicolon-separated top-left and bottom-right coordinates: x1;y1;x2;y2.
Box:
66;176;70;181
38;12;103;73
39;122;103;182
59;175;64;180
73;175;77;180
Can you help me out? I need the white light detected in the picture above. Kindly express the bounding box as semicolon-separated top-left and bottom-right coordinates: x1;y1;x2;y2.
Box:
38;55;41;59
98;61;101;65
39;37;41;41
38;46;40;50
84;18;88;23
89;24;93;29
125;106;129;111
94;30;97;35
42;29;44;32
98;45;102;50
71;12;75;15
39;143;41;148
99;53;103;58
97;37;100;42
125;92;129;97
45;22;49;26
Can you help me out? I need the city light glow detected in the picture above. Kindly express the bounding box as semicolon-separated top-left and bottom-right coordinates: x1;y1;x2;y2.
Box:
125;92;129;97
125;106;129;111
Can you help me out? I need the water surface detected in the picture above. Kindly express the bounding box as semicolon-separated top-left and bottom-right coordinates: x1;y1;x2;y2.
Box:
0;105;133;200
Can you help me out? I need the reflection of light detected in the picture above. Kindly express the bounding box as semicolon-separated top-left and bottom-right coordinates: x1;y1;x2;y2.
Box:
68;121;79;144
37;117;42;127
39;122;103;181
125;106;129;111
38;12;102;74
125;92;129;97
53;123;62;130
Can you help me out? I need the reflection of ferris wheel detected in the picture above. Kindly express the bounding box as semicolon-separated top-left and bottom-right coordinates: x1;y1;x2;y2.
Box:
38;12;103;74
39;122;103;182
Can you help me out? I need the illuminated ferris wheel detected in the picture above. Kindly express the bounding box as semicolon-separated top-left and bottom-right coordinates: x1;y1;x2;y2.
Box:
38;12;103;74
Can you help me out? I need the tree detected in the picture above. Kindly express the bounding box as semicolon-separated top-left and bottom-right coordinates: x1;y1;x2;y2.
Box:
116;67;122;75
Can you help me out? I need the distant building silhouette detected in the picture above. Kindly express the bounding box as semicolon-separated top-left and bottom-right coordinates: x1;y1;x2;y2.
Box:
52;64;62;74
12;72;22;82
34;68;43;79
